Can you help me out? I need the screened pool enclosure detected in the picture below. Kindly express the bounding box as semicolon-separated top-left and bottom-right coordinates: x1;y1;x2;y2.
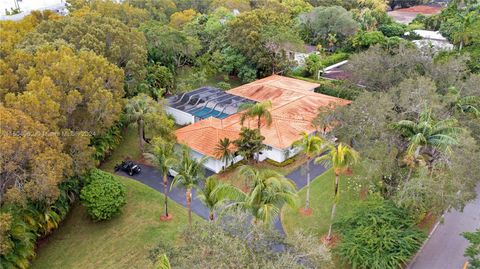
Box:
166;87;255;122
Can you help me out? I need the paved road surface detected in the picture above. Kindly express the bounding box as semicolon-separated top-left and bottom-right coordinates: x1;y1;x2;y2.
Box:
117;161;327;235
409;183;480;269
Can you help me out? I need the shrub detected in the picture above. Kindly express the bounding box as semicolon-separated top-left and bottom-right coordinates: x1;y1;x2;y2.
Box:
379;23;406;37
352;31;386;49
463;228;480;269
80;169;126;221
265;156;297;167
315;84;362;101
335;198;426;269
320;52;349;67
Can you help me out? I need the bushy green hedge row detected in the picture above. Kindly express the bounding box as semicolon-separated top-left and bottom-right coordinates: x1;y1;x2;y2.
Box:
320;52;350;67
265;156;297;167
80;169;127;221
315;83;362;101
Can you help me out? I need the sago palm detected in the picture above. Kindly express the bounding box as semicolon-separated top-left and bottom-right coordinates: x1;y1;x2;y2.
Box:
197;176;241;221
227;166;298;226
292;132;326;212
392;107;463;179
315;143;359;240
214;137;234;171
171;146;207;225
144;138;176;219
125;94;158;152
239;100;273;132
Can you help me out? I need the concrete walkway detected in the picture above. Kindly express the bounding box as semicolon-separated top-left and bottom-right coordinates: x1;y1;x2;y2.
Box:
408;183;480;269
117;161;328;234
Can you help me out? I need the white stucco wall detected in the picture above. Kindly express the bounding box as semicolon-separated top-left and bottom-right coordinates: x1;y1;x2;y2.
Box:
175;146;243;174
165;106;195;125
263;145;302;163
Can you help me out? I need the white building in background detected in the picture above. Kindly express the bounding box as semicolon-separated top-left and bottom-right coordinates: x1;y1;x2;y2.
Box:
1;0;67;21
407;30;454;52
167;75;350;173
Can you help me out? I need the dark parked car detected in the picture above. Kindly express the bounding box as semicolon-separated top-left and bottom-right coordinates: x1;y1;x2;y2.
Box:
114;160;141;176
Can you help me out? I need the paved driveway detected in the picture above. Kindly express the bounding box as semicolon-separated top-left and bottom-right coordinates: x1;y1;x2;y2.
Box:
117;161;328;234
408;183;480;269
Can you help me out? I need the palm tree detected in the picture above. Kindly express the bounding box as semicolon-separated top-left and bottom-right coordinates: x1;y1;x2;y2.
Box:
214;138;234;171
144;138;176;219
392;107;463;180
197;176;240;221
315;143;359;240
227;166;298;225
448;87;480;117
239;100;273;132
125;94;158;152
452;11;476;50
154;254;171;269
171;146;207;225
292;132;326;212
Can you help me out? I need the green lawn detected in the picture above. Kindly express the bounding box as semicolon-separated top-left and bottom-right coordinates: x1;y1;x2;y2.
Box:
281;169;360;237
32;176;201;269
101;125;142;173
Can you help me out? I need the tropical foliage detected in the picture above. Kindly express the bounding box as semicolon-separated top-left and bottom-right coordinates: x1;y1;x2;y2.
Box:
151;211;332;268
171;146;206;225
464;228;480;269
226;166;298;225
316;142;359;239
293;132;326;210
335;198;426;269
144;138;177;218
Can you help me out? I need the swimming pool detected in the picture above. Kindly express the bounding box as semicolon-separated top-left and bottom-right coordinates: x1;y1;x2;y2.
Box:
191;107;230;119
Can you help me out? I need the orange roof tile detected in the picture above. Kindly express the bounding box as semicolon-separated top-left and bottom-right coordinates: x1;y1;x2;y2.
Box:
175;75;350;158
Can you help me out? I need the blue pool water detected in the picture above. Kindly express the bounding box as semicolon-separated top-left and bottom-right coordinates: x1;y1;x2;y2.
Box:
191;107;230;119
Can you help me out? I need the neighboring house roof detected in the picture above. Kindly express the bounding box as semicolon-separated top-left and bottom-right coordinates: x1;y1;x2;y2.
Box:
175;75;350;158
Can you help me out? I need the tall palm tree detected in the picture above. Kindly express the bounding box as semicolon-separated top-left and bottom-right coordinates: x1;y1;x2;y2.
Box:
227;166;298;226
292;132;326;212
239;100;273;132
316;143;359;240
452;11;476;50
125;94;158;152
171;146;207;225
144;138;176;219
197;176;240;221
214;138;234;171
392;107;463;180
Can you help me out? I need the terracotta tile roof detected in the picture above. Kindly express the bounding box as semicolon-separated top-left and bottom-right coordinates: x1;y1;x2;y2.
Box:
175;75;350;158
394;5;442;14
175;117;240;157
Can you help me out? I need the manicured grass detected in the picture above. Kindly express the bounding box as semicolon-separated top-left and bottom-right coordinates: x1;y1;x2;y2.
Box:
101;125;142;173
281;169;359;237
32;176;201;269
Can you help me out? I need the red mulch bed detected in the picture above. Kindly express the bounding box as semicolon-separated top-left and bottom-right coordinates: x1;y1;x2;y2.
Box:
160;214;174;222
299;207;313;216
